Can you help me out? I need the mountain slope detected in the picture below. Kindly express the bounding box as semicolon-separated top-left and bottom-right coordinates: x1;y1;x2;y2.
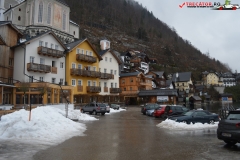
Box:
67;0;229;80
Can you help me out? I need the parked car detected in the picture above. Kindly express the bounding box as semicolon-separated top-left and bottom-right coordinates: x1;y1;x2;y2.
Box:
170;110;219;124
141;103;160;115
154;106;166;118
111;104;120;110
81;102;107;115
103;103;110;113
217;110;240;145
146;109;156;116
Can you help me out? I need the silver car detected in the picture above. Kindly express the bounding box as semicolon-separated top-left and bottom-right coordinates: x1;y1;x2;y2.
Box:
111;104;120;110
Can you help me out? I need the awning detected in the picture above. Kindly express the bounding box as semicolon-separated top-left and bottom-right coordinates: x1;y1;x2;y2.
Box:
0;83;16;87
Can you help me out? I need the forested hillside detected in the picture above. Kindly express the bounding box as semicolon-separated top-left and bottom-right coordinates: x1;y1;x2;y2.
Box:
66;0;230;80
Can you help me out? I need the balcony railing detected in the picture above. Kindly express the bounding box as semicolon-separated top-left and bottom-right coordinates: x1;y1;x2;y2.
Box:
76;54;97;63
52;67;57;74
87;86;101;93
100;73;114;79
38;46;64;58
110;88;122;93
77;85;83;92
70;68;101;78
27;63;51;73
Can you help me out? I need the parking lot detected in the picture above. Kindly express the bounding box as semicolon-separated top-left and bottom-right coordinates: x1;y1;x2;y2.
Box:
32;107;240;160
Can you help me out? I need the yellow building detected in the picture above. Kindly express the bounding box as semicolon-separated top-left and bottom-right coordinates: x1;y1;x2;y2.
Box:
65;39;103;103
206;72;219;85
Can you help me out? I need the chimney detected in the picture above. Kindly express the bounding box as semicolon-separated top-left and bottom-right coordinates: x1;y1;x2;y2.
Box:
100;40;110;50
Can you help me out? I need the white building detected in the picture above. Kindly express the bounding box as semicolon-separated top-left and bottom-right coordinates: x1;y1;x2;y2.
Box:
1;0;79;43
98;41;122;98
13;31;67;84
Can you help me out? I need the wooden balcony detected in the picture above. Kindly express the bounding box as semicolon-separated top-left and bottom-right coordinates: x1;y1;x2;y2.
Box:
38;46;64;58
110;88;122;93
100;73;114;79
104;87;108;92
76;54;97;63
52;67;57;74
121;90;139;95
87;86;101;93
70;68;101;78
77;85;83;92
27;63;51;73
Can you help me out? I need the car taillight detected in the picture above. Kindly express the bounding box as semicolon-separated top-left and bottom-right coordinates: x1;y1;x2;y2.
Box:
236;123;240;128
169;110;172;113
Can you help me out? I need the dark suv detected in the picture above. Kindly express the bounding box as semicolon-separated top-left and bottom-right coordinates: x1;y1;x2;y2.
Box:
81;102;107;115
164;105;187;118
217;110;240;145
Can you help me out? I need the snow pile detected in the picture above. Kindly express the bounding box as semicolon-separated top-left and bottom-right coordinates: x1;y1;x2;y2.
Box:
157;119;218;130
0;106;92;144
106;108;126;114
67;109;98;121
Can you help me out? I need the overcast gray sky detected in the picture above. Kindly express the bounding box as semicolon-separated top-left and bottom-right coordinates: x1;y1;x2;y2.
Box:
135;0;240;72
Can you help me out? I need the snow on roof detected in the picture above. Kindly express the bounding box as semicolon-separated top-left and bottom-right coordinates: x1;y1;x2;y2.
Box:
70;20;80;27
157;119;218;130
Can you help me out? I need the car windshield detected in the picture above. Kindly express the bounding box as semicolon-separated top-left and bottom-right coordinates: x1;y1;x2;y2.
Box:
183;111;194;116
227;113;240;120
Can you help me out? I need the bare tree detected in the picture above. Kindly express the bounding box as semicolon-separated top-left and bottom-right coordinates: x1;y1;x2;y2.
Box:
18;82;30;107
38;83;49;105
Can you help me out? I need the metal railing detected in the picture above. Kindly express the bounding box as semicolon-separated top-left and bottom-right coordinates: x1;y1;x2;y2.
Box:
38;46;64;58
86;86;101;93
76;54;97;63
27;63;51;73
110;88;122;93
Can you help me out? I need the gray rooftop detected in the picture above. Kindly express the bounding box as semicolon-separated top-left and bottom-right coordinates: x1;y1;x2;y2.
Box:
65;39;85;50
119;72;141;77
172;72;191;82
138;89;178;96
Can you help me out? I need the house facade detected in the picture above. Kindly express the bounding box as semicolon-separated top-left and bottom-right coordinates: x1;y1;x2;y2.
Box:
98;47;122;102
221;72;236;87
147;71;167;89
119;72;152;104
0;21;22;105
65;38;103;104
2;0;79;44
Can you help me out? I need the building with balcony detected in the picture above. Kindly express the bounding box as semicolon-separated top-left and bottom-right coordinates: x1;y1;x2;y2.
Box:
0;21;23;106
147;71;167;89
65;38;103;103
98;47;122;103
119;72;152;105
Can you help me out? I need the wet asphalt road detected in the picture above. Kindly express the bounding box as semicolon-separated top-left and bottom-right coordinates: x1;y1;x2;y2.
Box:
32;107;240;160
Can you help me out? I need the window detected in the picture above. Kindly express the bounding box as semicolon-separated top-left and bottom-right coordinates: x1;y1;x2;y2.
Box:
87;81;91;86
73;31;75;35
62;11;66;30
72;79;76;86
40;58;45;64
99;82;101;87
130;87;132;91
52;61;56;67
72;63;76;69
114;70;117;75
51;43;54;49
47;3;51;24
110;70;113;74
60;79;63;85
39;77;44;82
78;64;82;69
86;50;88;55
60;62;64;68
130;78;133;82
124;88;126;91
55;45;58;50
87;66;91;71
93;67;96;71
78;80;82;86
52;78;56;84
38;1;43;23
105;57;107;61
111;83;113;88
9;58;13;66
104;82;107;87
29;76;34;82
19;8;21;11
18;16;21;21
122;79;125;84
115;83;117;88
99;68;101;72
93;81;96;86
76;48;80;54
31;4;34;24
104;69;107;73
89;52;93;56
30;56;34;63
81;49;84;54
110;58;112;62
182;83;184;86
39;41;43;46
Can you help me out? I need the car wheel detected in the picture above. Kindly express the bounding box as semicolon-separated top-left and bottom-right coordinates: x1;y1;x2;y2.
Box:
101;112;105;115
224;140;237;146
92;110;97;115
209;120;215;124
